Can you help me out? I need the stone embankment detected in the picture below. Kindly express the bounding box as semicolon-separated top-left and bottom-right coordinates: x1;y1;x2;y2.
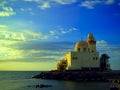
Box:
32;70;120;82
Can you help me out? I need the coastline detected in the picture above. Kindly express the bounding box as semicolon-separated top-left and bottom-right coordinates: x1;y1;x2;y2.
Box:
32;70;120;83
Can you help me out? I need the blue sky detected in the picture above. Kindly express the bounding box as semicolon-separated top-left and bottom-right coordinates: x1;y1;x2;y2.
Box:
0;0;120;70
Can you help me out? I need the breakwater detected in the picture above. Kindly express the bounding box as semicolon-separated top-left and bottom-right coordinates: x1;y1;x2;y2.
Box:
32;70;120;83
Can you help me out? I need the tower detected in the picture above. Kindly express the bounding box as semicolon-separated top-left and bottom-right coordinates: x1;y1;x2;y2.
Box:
87;33;96;52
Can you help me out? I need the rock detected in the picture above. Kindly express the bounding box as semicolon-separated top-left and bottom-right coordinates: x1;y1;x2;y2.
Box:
110;87;119;90
35;84;52;88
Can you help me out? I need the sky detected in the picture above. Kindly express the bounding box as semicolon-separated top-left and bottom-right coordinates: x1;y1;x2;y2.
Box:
0;0;120;71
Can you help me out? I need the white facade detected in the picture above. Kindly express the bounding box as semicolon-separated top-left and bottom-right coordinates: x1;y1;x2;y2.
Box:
65;33;100;70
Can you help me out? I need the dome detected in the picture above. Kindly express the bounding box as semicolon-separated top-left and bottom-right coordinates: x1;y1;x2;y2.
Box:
75;40;88;48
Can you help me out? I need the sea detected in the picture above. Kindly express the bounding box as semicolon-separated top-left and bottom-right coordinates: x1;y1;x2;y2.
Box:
0;71;116;90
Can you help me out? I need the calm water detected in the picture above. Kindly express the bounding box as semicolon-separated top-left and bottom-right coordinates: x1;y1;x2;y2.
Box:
0;71;112;90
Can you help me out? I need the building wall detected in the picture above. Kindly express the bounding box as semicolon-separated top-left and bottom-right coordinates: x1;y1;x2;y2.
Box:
66;49;100;70
88;44;96;53
66;52;71;67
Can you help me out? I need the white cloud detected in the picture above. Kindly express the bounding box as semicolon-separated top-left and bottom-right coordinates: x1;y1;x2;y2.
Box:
24;0;77;4
0;24;7;28
118;3;120;6
24;0;77;10
0;7;16;17
0;46;24;59
80;0;115;9
53;0;77;4
0;30;49;41
20;8;32;11
49;30;55;35
0;25;77;42
48;27;78;39
24;0;41;2
22;0;117;10
60;27;78;34
97;40;108;46
22;30;49;40
80;0;101;9
49;27;78;35
105;0;114;5
38;2;51;10
24;0;34;1
96;40;120;69
20;8;35;15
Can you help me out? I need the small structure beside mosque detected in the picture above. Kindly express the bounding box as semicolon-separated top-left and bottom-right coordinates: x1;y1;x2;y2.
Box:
57;33;110;71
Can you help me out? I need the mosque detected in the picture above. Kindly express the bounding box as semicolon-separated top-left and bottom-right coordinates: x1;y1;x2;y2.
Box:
33;33;113;82
57;33;102;70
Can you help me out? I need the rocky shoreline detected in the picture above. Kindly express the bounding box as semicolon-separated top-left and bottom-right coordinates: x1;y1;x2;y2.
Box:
32;70;120;82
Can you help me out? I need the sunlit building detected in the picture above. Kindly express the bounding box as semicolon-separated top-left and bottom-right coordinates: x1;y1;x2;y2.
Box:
57;33;100;70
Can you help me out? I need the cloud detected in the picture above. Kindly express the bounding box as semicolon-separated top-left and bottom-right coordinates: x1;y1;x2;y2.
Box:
5;39;120;70
38;2;51;10
0;47;24;59
105;0;114;5
96;40;108;46
80;0;101;9
20;8;32;11
60;27;78;34
0;24;7;28
24;0;77;4
0;30;48;41
49;27;78;38
80;0;115;9
24;0;77;10
118;2;120;6
22;30;49;40
20;8;36;15
53;0;77;4
48;27;78;39
96;40;120;70
0;26;77;63
0;39;74;63
24;0;41;2
49;30;56;35
0;7;16;17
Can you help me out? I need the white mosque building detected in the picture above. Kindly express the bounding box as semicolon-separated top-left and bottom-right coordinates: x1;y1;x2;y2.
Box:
57;33;100;70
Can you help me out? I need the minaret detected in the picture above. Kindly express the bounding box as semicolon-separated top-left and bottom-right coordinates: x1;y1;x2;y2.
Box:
87;33;96;52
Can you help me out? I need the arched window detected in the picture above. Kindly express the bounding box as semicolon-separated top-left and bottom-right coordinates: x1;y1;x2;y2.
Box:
78;48;80;52
76;57;78;60
73;57;74;59
84;48;86;52
96;57;98;60
92;50;94;52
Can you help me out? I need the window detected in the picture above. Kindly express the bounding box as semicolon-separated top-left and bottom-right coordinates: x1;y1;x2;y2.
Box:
76;57;78;60
92;50;94;52
78;48;80;52
93;57;95;60
73;57;78;60
96;57;98;60
84;48;86;52
73;57;74;59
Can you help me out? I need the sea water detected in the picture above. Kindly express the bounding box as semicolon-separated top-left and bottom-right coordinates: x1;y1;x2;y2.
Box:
0;71;111;90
